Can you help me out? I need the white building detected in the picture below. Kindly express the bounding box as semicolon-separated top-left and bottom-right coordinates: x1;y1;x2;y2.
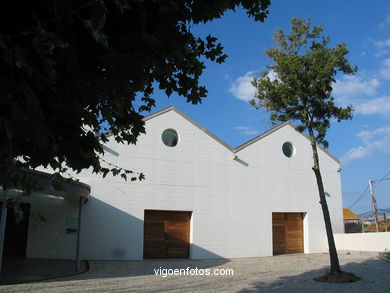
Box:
1;106;344;262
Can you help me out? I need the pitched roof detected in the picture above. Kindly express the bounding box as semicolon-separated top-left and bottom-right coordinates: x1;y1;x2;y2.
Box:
343;208;361;220
144;106;340;163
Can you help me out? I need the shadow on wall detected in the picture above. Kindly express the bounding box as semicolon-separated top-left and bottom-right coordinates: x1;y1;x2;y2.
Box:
236;257;389;293
81;197;229;263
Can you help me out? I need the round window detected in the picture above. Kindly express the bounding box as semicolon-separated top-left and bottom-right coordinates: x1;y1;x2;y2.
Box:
282;142;295;158
162;129;179;147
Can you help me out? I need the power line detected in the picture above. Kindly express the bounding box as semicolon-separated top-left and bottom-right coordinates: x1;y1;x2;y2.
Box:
349;169;390;209
349;186;370;209
373;177;390;184
372;169;390;188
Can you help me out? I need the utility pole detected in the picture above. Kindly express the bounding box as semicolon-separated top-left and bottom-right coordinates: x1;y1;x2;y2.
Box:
368;179;379;232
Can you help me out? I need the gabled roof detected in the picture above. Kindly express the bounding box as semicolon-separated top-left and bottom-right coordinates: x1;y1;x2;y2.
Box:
343;208;361;220
144;106;340;163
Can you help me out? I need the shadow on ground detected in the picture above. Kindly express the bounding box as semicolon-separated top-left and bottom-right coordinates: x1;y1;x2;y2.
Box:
0;257;230;285
55;258;230;281
0;254;389;293
0;258;88;285
237;257;390;293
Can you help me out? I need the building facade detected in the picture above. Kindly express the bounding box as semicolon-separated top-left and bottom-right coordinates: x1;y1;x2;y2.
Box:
6;106;345;260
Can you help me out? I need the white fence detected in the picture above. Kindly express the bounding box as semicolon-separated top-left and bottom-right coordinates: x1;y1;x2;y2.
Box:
334;232;390;252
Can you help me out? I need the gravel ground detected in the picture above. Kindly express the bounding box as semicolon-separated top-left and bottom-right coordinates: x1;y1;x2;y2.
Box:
0;253;389;293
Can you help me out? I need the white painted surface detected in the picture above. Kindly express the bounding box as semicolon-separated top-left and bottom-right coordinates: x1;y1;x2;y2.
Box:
334;232;390;252
26;196;79;259
25;107;344;260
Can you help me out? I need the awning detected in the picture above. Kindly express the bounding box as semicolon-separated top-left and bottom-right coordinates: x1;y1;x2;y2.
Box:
2;169;90;201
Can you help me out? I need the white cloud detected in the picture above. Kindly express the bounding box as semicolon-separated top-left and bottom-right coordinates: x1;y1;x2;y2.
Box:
233;126;260;136
372;38;390;57
374;39;390;48
357;126;390;144
342;145;372;163
341;126;390;165
267;69;279;82
229;72;257;101
333;75;380;106
229;70;280;102
332;75;390;116
379;15;390;29
333;75;379;99
379;58;390;80
355;96;390;115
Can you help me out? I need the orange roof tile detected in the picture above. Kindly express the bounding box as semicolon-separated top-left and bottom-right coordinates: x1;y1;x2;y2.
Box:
343;208;361;220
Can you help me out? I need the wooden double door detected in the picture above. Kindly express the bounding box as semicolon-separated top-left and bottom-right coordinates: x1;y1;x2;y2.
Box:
272;212;304;255
143;210;191;259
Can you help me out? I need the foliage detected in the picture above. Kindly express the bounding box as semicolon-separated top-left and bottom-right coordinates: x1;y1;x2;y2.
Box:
250;18;356;148
251;18;358;279
0;0;270;189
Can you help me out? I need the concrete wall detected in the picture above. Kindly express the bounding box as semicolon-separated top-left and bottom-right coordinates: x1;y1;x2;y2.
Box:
334;232;390;252
30;107;344;260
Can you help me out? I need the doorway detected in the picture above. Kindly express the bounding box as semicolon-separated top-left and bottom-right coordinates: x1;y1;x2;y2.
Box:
272;212;304;255
143;210;191;259
1;203;31;258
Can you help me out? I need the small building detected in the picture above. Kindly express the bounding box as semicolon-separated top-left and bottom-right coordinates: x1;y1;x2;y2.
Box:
343;208;362;233
1;106;345;261
0;169;90;271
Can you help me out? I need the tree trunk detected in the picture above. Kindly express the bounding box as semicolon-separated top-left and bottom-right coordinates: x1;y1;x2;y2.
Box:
308;127;341;274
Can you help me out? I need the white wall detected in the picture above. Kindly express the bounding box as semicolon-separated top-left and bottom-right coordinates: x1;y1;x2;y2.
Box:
0;190;80;260
334;232;390;252
30;107;344;260
235;124;344;255
25;195;79;259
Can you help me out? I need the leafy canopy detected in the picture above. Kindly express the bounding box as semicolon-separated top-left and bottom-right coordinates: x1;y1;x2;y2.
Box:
250;18;356;148
0;0;270;189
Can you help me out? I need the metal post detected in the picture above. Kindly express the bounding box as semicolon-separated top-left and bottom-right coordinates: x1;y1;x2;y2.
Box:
75;196;84;272
368;179;379;232
384;212;387;232
0;189;9;273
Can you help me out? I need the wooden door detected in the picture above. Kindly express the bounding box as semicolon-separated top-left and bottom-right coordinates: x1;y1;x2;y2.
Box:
144;210;190;259
285;213;304;254
272;212;303;255
272;213;286;255
165;211;190;258
143;210;166;259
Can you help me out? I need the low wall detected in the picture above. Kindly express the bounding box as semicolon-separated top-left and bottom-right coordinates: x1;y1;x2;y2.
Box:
334;232;390;252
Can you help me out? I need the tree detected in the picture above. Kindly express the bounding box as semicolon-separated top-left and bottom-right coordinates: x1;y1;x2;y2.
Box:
0;0;270;190
250;18;360;282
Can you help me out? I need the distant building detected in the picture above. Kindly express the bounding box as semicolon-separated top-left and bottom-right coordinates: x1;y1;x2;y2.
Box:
343;208;362;233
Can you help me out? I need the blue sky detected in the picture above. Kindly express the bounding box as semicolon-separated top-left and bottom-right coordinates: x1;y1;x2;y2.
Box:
151;0;390;214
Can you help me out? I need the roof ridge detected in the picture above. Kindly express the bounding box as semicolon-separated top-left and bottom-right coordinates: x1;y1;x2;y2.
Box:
134;106;339;163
